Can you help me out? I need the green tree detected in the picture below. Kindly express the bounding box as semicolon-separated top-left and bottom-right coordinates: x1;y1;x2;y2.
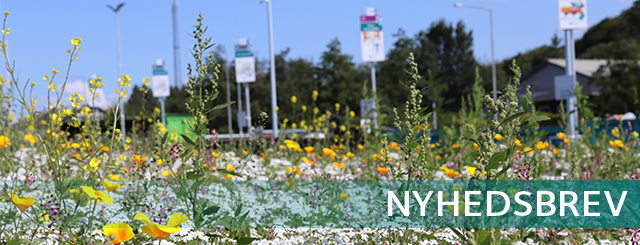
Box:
592;60;640;115
414;19;477;111
316;38;367;118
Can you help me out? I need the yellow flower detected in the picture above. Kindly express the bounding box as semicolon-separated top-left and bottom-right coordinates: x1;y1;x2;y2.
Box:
473;143;479;151
80;186;113;205
467;167;477;176
162;171;170;177
346;152;355;158
71;143;80;149
71;153;82;159
339;125;346;132
1;28;9;35
302;157;315;165
109;175;121;181
291;95;297;104
224;174;233;180
134;213;188;238
10;194;35;211
301;105;307;112
552;149;559;154
335;103;340;111
563;138;571;144
609;140;624;148
102;223;134;245
612;128;620;138
212;152;221;158
304;146;314;154
322;148;337;159
632;131;639;139
494;134;504;141
0;136;11;148
340;192;350;200
535;141;549;150
132;155;148;164
101;146;110;152
101;180;121;192
312;90;318;101
275;106;279;112
350;111;355;118
515;139;522;147
556;132;566;140
23;134;35;144
71;37;82;46
440;166;459;178
226;164;236;171
358;144;364;150
378;166;389;175
333;162;344;169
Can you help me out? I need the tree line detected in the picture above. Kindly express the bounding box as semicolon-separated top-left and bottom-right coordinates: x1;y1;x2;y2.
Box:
125;1;640;133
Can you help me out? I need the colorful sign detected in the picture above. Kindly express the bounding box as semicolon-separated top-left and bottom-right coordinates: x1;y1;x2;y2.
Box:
559;0;588;30
360;9;384;62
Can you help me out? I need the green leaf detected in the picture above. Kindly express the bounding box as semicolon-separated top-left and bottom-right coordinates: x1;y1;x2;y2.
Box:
235;204;243;217
527;115;550;123
160;132;169;145
406;141;419;150
181;134;196;146
476;230;491;245
237;237;257;245
500;111;527;128
210;101;235;112
487;150;507;171
190;180;205;191
217;169;242;177
238;211;250;224
203;205;220;216
186;171;204;180
420;233;438;240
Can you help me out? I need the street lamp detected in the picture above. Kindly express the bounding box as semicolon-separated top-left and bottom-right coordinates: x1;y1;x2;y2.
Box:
261;0;279;138
454;3;497;120
107;3;126;145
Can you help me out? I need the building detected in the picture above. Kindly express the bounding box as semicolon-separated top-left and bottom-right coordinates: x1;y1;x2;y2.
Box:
519;59;607;113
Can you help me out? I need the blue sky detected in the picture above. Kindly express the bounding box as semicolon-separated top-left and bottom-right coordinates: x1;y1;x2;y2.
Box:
0;0;634;111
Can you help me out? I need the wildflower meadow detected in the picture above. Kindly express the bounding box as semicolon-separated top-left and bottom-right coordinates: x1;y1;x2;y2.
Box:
2;10;640;245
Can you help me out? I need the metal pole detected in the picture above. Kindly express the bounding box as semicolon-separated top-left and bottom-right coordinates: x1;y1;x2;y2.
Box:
114;8;126;146
565;29;577;138
264;0;279;138
432;100;437;130
237;80;243;137
160;97;166;123
489;8;497;120
371;65;378;129
225;57;233;138
244;83;252;131
171;0;181;88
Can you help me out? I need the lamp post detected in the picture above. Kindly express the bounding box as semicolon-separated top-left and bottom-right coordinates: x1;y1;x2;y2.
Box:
261;0;278;138
454;3;497;120
107;3;126;145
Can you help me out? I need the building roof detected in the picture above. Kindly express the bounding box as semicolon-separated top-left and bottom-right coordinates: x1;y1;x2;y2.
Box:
546;58;608;77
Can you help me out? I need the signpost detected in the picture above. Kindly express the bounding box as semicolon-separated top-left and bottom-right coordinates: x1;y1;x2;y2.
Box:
360;7;384;130
152;59;170;123
558;0;587;138
235;38;256;134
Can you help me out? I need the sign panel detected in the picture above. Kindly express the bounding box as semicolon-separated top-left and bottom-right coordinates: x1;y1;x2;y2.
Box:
554;75;575;100
559;0;588;30
235;51;256;83
360;13;384;62
152;68;171;98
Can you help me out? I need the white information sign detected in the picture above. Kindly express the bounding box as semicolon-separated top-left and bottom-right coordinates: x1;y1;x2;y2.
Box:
235;52;256;83
152;69;171;98
360;12;384;62
559;0;588;30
